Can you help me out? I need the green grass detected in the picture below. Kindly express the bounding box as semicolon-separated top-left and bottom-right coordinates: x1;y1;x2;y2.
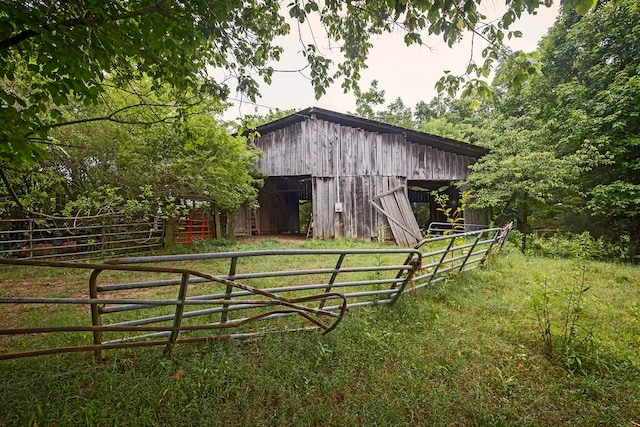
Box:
1;241;639;426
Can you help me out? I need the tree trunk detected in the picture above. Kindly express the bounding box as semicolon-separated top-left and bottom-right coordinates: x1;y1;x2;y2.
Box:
515;206;530;253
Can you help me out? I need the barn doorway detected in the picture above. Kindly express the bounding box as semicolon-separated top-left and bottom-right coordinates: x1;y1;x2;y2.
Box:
298;177;313;237
407;180;460;231
255;175;312;235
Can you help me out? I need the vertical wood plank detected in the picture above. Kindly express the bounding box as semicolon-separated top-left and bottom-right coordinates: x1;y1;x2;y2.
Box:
400;136;407;177
370;132;378;175
357;129;366;176
318;177;325;238
418;145;427;180
328;177;336;238
362;176;372;240
377;134;383;175
342;126;351;176
310;120;319;175
433;148;439;180
346;176;355;238
312;177;319;238
283;127;290;175
331;122;339;176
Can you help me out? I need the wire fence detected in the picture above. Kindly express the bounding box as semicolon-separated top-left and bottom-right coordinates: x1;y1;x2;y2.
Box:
0;223;512;360
0;218;164;260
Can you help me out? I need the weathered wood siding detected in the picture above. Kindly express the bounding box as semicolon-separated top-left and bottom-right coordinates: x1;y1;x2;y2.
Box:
255;119;475;180
312;175;407;240
253;118;480;241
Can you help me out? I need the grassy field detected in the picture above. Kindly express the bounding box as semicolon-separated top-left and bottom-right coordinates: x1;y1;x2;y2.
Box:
1;239;639;426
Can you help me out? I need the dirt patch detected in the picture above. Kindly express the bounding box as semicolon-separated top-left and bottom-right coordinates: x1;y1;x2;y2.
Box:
0;278;86;298
236;234;308;244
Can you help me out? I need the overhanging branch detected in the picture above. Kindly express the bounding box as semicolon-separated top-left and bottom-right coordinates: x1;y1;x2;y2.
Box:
0;1;170;52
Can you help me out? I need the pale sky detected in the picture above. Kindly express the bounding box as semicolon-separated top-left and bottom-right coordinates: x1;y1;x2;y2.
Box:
223;1;560;120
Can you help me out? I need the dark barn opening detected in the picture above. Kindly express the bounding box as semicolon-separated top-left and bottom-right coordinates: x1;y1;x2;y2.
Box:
256;176;311;235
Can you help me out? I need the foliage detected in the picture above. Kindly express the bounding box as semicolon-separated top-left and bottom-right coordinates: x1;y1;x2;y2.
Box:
238;108;297;131
0;0;287;168
534;271;597;375
0;81;260;219
465;0;640;254
431;189;470;232
1;0;597;168
525;231;633;261
376;98;415;129
0;1;288;166
352;80;423;128
536;0;640;247
466;115;580;234
533;234;605;374
351;80;490;144
352;80;386;121
417;117;467;141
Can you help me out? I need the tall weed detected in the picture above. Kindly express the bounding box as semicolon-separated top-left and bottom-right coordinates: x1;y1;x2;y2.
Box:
524;231;632;261
533;236;602;375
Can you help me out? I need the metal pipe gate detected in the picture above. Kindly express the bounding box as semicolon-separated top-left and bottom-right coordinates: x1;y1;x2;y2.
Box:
0;223;512;360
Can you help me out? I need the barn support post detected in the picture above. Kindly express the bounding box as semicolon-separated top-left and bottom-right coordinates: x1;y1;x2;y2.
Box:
27;219;33;259
89;268;103;360
214;210;222;239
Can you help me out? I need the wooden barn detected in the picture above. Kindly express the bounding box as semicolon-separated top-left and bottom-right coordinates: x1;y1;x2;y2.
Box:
236;107;488;246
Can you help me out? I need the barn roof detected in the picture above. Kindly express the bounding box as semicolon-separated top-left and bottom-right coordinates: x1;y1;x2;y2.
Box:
254;106;487;158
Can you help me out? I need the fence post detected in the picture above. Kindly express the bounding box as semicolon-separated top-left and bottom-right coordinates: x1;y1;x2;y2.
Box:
27;219;33;259
89;269;103;360
497;223;513;252
390;256;421;304
220;256;238;324
164;272;190;355
319;253;346;309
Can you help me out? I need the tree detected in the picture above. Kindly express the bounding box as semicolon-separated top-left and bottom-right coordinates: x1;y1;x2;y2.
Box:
1;0;597;168
540;0;640;252
353;80;386;120
0;1;287;168
468;0;640;255
239;108;297;130
351;80;414;127
378;98;414;129
466;115;580;236
0;81;260;220
417;118;467;141
414;97;449;122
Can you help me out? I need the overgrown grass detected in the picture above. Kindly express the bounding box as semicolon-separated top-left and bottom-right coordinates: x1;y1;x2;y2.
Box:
512;229;635;261
1;241;639;426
